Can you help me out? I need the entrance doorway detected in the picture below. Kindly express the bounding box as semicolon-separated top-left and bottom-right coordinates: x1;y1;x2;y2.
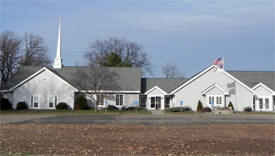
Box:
150;96;161;110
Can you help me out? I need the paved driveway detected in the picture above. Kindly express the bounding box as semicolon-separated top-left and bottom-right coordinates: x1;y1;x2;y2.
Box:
1;113;274;125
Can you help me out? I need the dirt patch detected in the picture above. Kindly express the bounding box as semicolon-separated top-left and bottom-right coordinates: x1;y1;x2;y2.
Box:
0;124;274;155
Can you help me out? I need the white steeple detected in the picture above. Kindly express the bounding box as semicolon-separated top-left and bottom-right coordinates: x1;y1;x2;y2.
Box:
53;15;63;69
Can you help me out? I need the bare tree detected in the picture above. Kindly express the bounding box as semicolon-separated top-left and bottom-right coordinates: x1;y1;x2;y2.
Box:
161;63;185;78
85;37;151;75
73;63;119;111
0;31;21;87
20;33;50;66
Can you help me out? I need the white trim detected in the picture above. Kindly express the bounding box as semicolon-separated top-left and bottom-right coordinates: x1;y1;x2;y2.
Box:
115;94;124;106
252;83;275;95
170;65;217;94
80;90;140;94
47;95;57;109
170;65;256;95
10;67;46;91
201;84;229;95
206;94;225;108
9;67;78;92
257;96;272;111
144;86;167;95
30;95;40;109
221;70;256;94
45;68;78;91
148;95;164;110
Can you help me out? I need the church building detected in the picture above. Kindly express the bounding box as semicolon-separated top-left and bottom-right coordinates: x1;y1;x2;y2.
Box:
1;17;274;112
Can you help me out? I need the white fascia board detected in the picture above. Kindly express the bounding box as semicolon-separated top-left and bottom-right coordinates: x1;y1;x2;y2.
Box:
80;90;140;94
222;70;256;95
44;67;78;92
201;84;229;95
9;67;47;91
144;86;167;95
0;90;10;93
170;65;217;94
9;67;78;92
252;83;275;94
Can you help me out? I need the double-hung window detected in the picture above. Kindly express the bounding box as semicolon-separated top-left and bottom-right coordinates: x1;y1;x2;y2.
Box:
216;96;222;104
116;95;123;106
265;98;269;109
31;96;39;108
209;96;214;105
49;96;54;108
259;98;263;109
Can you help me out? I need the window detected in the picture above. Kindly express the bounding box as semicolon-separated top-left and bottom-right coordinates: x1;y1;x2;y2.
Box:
265;98;269;109
216;97;222;104
31;96;33;107
209;96;214;105
97;95;104;105
165;96;170;108
259;98;263;109
151;97;155;108
115;95;123;106
140;95;147;108
49;96;54;108
31;96;38;108
55;96;58;107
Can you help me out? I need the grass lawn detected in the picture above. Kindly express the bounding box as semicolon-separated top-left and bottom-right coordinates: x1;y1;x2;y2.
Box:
165;111;196;115
0;109;152;115
240;111;275;115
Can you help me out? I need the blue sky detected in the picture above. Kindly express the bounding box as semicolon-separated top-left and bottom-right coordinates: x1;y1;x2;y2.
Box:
1;0;274;77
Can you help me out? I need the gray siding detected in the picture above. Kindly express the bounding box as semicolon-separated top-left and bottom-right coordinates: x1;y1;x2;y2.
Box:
173;67;254;111
12;69;75;109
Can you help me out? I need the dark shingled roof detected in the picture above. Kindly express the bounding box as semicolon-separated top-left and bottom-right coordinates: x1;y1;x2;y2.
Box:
2;65;274;93
3;66;142;91
228;71;275;91
141;78;188;93
2;66;44;90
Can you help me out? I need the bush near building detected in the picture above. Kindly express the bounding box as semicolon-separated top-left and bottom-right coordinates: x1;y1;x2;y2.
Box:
16;101;28;110
165;107;192;112
74;94;89;110
197;100;203;112
0;98;12;110
228;102;234;111
56;102;69;110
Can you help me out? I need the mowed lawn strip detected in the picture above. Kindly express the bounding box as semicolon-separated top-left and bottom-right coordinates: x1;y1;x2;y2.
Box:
0;110;152;115
0;124;274;156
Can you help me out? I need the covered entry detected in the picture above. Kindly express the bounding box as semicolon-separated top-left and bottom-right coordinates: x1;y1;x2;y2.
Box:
145;86;167;110
201;84;229;108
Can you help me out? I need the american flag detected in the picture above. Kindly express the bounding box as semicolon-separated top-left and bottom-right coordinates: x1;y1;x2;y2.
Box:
213;57;224;69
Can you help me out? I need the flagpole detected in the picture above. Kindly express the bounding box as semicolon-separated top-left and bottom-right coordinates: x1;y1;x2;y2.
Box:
223;56;225;70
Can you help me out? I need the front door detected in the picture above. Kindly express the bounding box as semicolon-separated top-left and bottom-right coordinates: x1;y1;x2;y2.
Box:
156;96;161;110
150;96;161;110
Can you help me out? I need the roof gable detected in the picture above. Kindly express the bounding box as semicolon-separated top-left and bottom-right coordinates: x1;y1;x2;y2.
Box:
252;83;275;95
145;86;167;95
8;67;78;91
201;84;229;95
2;66;142;92
170;65;256;94
141;78;188;93
228;71;275;91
